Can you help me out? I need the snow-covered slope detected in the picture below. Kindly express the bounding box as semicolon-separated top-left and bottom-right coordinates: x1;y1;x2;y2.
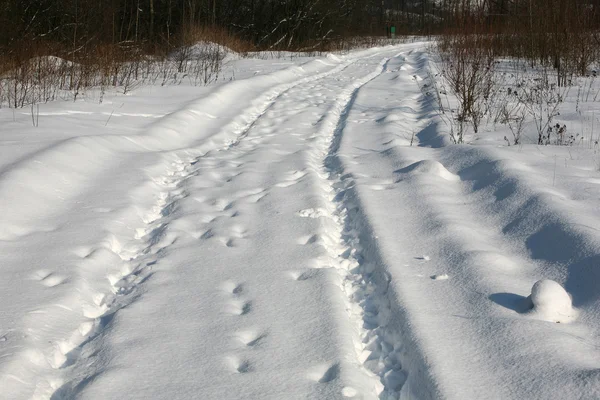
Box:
338;49;600;399
0;44;599;400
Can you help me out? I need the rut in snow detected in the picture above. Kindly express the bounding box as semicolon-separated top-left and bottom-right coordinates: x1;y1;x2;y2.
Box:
304;54;409;398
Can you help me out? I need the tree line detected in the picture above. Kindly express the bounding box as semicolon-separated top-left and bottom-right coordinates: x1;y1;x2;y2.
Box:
3;0;598;55
2;0;600;109
0;0;396;56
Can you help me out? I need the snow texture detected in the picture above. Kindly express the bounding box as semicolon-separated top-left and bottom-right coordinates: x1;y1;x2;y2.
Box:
0;43;599;400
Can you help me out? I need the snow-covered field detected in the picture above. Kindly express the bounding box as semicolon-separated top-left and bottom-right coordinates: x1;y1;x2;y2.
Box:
1;43;599;399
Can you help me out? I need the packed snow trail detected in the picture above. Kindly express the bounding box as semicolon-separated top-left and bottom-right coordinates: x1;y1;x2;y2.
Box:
0;45;412;399
2;43;600;400
61;48;406;399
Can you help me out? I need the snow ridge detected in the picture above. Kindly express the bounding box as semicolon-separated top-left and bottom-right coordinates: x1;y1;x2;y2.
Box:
32;155;193;398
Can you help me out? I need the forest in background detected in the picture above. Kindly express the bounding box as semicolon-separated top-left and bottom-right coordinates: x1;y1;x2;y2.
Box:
5;0;598;55
2;0;600;109
1;0;424;57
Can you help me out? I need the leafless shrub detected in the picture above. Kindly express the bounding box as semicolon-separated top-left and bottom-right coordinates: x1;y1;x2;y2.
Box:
0;24;258;109
499;100;527;145
517;72;568;145
438;34;495;143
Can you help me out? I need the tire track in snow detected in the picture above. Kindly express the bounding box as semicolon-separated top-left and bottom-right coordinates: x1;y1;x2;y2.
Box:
188;55;408;388
301;53;408;398
26;52;395;399
220;58;357;151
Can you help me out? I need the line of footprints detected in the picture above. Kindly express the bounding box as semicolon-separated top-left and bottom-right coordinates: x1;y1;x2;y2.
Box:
219;271;355;394
221;280;264;374
216;173;349;393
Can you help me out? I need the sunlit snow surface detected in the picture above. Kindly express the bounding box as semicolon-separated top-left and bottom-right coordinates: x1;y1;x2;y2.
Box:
0;43;599;400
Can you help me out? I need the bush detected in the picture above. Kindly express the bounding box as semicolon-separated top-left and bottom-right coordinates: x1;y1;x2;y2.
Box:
438;34;495;143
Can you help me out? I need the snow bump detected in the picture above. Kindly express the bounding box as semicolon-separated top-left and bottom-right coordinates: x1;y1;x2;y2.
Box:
398;160;459;181
528;279;577;323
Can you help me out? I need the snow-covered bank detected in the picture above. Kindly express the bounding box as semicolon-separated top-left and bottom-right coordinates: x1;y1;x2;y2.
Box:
339;48;600;399
1;43;599;400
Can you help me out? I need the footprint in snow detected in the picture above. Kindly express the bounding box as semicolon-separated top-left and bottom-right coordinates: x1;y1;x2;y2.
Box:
226;300;252;316
234;330;267;347
229;224;248;239
221;281;244;295
226;355;252;373
221;281;251;315
308;363;340;383
31;270;68;287
220;225;248;248
289;269;318;281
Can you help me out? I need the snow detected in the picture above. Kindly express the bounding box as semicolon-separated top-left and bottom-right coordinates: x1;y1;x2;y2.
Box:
0;42;599;400
430;274;449;281
528;279;576;323
334;47;600;399
399;160;460;181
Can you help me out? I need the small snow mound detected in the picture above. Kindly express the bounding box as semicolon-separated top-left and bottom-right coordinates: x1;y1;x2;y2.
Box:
528;279;576;323
400;160;459;181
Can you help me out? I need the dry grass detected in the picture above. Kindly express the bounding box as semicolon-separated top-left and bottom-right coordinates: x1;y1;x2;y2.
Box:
0;26;258;108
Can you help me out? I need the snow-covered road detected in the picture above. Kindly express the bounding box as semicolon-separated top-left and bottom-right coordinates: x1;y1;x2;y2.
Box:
1;44;599;400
